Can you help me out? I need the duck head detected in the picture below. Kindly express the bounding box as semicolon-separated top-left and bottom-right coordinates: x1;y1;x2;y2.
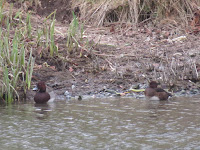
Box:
34;81;47;92
149;81;158;88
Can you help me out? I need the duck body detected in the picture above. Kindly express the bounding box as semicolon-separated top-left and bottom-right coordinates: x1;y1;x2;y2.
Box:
34;92;50;103
34;81;50;104
145;81;171;100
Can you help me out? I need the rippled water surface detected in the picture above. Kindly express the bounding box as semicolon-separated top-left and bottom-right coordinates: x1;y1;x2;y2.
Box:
0;96;200;150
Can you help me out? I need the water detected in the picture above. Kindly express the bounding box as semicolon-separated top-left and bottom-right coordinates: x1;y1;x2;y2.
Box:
0;96;200;150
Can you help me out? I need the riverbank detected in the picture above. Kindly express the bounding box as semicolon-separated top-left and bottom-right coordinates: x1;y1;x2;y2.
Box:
29;23;200;100
4;1;200;101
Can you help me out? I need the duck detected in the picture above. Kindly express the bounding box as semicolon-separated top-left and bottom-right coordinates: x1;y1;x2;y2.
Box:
33;81;50;104
144;81;172;100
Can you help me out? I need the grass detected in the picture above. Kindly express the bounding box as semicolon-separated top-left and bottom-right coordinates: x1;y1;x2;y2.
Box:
41;10;58;57
0;1;85;103
0;22;35;103
49;11;57;56
72;0;198;27
0;1;58;103
66;12;80;54
66;11;85;57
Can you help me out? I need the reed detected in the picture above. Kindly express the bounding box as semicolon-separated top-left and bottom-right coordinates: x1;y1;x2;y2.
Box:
26;12;32;38
42;10;57;57
26;49;35;90
49;11;57;56
66;12;84;54
0;1;35;103
0;1;61;102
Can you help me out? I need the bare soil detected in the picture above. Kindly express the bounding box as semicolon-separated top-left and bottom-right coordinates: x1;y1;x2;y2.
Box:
9;0;200;99
31;27;200;98
36;0;73;23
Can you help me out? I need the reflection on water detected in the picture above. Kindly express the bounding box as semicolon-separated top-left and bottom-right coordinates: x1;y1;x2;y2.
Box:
0;97;200;150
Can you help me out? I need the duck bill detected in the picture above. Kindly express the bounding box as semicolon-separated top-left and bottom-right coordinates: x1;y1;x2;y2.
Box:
33;85;38;91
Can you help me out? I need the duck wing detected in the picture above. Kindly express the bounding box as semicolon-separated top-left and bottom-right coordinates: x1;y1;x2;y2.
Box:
156;88;172;96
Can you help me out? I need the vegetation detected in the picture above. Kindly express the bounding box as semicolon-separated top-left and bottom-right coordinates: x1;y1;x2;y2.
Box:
0;0;199;103
66;11;84;55
0;1;60;103
72;0;200;27
0;2;34;103
0;1;84;103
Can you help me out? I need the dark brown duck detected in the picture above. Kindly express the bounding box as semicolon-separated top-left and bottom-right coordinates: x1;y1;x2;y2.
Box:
144;81;172;100
34;81;50;103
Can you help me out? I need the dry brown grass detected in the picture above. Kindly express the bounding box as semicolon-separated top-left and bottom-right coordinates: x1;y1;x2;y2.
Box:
72;0;200;28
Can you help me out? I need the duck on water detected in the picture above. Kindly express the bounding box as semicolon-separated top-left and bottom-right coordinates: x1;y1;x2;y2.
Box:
144;81;172;100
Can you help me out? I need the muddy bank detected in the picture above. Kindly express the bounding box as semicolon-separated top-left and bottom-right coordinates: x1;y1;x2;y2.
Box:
29;26;200;100
6;1;200;100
